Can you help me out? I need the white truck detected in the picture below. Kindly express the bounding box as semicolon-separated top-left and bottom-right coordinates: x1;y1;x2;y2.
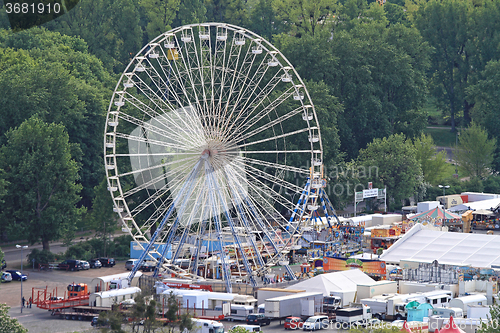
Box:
432;307;464;318
189;319;224;333
449;295;487;314
335;305;371;324
361;290;453;321
264;292;323;318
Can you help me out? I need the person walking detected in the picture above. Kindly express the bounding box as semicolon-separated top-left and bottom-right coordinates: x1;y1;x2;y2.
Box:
29;297;32;308
22;297;25;308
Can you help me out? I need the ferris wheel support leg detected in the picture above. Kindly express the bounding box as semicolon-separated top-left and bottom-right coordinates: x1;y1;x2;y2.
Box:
128;160;202;283
152;166;203;278
320;189;340;225
209;175;259;287
223;170;267;279
242;195;297;281
204;161;233;293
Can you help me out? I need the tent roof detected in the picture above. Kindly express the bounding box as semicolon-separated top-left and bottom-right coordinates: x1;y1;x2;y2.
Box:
449;198;500;212
439;316;466;333
380;224;500;267
410;207;460;220
401;321;413;333
284;269;375;296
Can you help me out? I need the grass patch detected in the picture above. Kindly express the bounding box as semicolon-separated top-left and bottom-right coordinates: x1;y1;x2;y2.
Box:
424;127;458;147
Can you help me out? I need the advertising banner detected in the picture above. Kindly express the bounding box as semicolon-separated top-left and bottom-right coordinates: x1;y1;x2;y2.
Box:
323;257;387;275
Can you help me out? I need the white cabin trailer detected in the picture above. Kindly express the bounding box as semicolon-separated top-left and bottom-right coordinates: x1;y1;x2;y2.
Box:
188;318;224;333
449;295;488;314
227;304;254;321
89;287;141;307
233;294;257;307
90;272;142;293
431;307;464;318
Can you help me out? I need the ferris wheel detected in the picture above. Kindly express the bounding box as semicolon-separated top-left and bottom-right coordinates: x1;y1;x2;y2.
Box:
104;23;324;292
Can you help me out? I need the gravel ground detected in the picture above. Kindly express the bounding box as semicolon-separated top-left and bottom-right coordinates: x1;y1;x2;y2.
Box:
1;262;131;333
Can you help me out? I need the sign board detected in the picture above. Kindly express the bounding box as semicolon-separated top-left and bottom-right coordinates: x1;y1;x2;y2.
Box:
355;191;363;202
368;182;373;190
363;188;378;198
377;188;386;199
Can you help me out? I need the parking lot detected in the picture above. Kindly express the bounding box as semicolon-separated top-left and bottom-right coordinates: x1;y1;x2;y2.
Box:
1;262;352;333
2;262;128;333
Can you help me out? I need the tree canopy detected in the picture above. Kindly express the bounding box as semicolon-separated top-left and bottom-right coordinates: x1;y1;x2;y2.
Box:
0;117;84;251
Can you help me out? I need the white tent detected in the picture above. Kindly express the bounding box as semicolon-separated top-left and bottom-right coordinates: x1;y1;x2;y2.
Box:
285;269;375;297
380;224;500;267
448;198;500;212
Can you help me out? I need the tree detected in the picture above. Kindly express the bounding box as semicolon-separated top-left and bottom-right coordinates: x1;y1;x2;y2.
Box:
454;122;496;179
0;28;113;207
272;0;337;37
90;178;118;257
412;0;471;131
467;60;500;173
172;0;206;26
0;117;84;251
248;0;284;41
477;302;500;333
46;0;142;72
413;134;448;185
357;134;423;209
140;0;180;41
0;304;27;333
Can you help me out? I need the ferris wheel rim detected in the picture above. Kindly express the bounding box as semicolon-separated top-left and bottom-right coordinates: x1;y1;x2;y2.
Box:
104;22;323;284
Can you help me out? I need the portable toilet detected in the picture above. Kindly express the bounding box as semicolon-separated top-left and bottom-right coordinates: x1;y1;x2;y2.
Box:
406;301;433;322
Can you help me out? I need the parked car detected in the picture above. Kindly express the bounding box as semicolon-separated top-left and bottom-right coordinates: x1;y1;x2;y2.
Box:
91;316;109;328
1;259;6;270
231;325;262;332
99;258;116;267
140;261;156;272
302;315;329;331
1;271;12;282
57;259;83;271
246;314;271;326
89;259;102;269
5;270;27;281
285;317;304;330
125;259;139;271
80;261;90;270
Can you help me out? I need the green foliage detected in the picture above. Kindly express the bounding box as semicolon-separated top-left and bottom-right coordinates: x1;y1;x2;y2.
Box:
140;0;180;41
357;133;423;209
0;304;27;333
28;249;56;267
467;59;500;173
454;121;496;179
273;0;337;37
413;134;448;185
46;0;142;72
90;178;118;256
477;302;500;333
63;235;133;260
0;117;84;251
277;15;431;159
229;326;253;333
0;28;113;207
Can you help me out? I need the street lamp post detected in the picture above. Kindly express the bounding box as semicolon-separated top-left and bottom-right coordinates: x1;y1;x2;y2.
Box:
438;185;450;197
16;244;28;313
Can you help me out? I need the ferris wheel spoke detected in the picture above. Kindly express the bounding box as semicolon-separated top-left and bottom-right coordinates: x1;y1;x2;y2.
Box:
237;127;312;149
227;169;291;265
136;63;205;138
116;155;198;178
224;76;292;141
236;105;304;143
241;157;309;176
106;23;318;286
126;160;202;218
120;91;203;146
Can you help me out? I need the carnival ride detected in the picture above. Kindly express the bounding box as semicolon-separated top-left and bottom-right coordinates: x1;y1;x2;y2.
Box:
104;23;340;292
